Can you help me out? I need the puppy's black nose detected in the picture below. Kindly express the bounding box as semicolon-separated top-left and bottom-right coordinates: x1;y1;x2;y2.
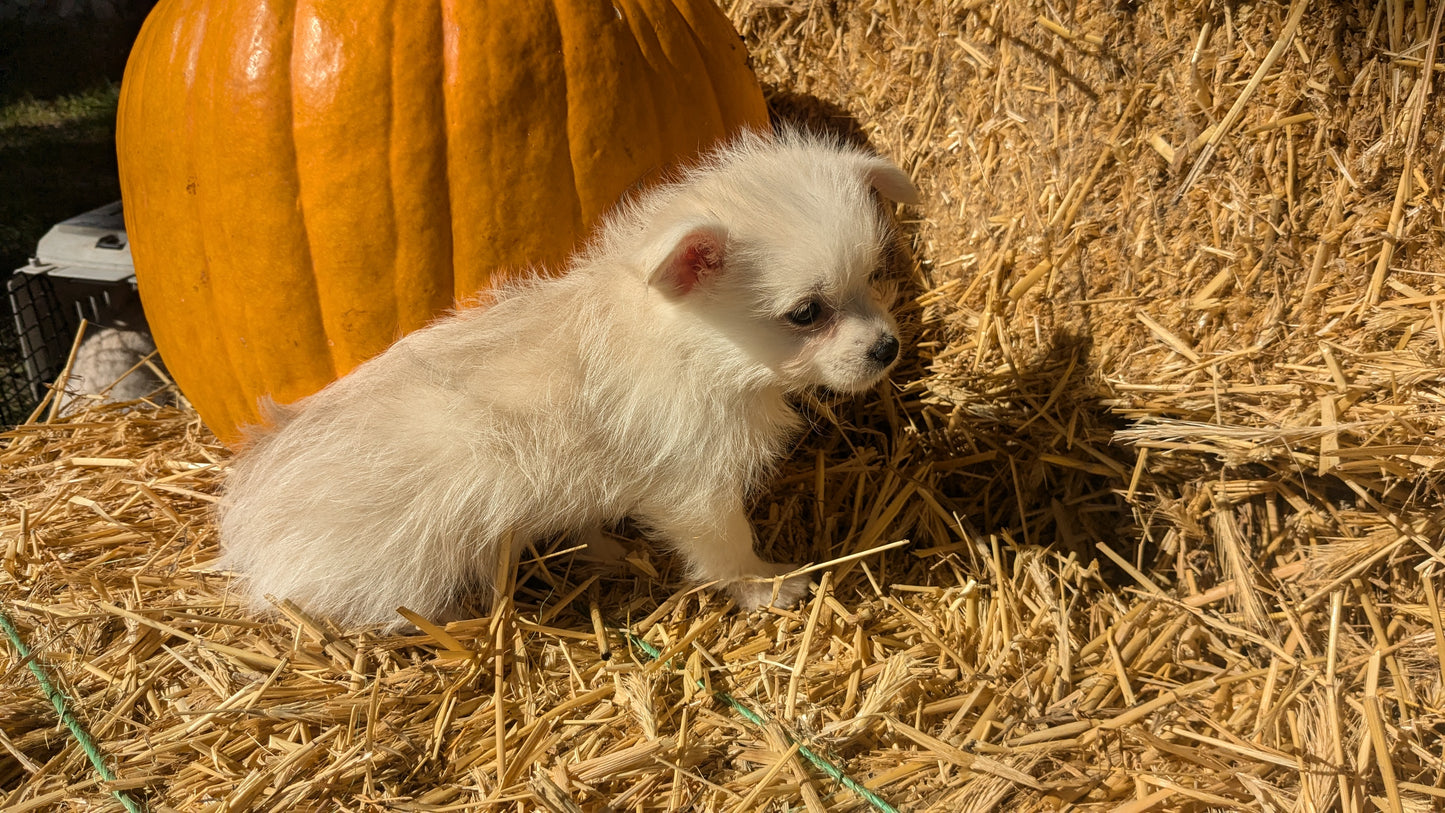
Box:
869;334;899;366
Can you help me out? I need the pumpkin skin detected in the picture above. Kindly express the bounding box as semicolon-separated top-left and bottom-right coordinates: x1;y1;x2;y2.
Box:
117;0;769;446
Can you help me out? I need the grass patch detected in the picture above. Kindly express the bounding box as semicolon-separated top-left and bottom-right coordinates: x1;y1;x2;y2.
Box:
0;82;123;273
0;83;121;133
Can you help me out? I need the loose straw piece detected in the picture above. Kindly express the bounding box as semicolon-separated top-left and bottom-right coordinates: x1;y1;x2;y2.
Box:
1174;0;1310;201
1366;0;1445;306
774;537;912;580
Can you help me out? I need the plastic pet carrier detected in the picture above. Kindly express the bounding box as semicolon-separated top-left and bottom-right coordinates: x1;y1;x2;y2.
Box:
3;201;162;425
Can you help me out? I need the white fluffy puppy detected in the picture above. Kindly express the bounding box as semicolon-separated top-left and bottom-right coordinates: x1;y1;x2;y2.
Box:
218;130;917;628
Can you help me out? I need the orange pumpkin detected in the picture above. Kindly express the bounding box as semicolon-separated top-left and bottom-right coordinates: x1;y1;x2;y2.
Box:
117;0;768;446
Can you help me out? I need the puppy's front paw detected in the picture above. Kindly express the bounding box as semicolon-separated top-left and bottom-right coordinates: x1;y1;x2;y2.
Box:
727;563;810;611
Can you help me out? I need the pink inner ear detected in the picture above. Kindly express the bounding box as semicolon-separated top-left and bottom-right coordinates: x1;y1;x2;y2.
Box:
667;230;725;295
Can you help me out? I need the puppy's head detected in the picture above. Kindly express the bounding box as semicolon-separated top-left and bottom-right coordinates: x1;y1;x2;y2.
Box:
643;131;918;394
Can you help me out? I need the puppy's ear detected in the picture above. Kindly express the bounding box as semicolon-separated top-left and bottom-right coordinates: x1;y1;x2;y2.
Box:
648;222;729;296
859;157;920;206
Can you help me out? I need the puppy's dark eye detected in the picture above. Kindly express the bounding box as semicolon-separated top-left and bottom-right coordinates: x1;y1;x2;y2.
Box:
787;300;823;326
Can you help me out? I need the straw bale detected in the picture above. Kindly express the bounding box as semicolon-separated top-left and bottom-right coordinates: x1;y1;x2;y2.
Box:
4;0;1445;809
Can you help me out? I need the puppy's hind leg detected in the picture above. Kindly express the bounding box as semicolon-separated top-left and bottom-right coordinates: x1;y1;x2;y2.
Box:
575;526;628;565
641;501;810;611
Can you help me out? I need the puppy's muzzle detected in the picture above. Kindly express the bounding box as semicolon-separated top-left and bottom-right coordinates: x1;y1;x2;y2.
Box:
869;334;900;367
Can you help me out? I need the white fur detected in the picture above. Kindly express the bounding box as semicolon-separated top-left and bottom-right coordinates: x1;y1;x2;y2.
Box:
62;326;167;411
218;130;917;628
61;292;172;414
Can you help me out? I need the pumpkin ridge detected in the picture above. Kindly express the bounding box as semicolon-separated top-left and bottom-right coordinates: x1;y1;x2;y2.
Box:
671;0;769;139
237;0;332;409
382;0;402;346
288;1;344;383
439;0;456;310
673;1;741;139
436;0;459;307
429;0;453;312
383;0;453;330
185;8;245;436
197;4;284;433
185;8;246;436
555;3;596;258
665;0;726;150
640;0;724;158
122;5;241;437
385;0;404;334
360;0;402;362
626;2;690;172
405;0;454;322
610;1;667;195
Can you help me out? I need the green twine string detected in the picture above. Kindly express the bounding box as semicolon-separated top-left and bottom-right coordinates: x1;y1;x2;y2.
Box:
623;629;899;813
0;607;145;813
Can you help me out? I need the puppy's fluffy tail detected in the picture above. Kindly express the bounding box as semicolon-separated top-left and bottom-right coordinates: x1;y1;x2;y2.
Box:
216;391;503;629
